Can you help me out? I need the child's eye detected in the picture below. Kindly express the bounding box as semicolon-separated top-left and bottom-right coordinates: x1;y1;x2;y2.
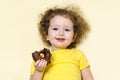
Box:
52;28;58;30
65;29;71;31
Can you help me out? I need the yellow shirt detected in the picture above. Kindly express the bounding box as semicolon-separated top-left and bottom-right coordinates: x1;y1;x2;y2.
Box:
30;49;89;80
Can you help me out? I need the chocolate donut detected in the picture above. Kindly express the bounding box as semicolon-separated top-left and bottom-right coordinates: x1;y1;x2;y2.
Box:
32;48;51;64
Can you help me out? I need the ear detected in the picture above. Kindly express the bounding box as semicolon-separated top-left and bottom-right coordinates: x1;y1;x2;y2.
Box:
72;33;77;42
47;36;49;40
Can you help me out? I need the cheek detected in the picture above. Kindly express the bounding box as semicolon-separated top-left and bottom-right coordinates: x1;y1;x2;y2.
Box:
47;32;55;40
47;29;53;38
66;33;74;40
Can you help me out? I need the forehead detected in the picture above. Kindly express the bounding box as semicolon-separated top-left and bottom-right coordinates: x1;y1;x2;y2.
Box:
50;15;73;27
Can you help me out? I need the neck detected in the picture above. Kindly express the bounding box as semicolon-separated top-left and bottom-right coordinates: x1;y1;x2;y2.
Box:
51;47;67;51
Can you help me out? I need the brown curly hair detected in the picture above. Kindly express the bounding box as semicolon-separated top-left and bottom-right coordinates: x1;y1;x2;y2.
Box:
38;5;90;49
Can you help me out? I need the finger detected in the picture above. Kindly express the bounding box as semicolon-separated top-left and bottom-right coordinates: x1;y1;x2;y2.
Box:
37;59;47;71
38;59;46;68
34;60;40;67
43;60;47;66
40;60;47;68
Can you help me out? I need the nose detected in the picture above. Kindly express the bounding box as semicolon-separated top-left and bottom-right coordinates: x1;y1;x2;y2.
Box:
59;29;64;36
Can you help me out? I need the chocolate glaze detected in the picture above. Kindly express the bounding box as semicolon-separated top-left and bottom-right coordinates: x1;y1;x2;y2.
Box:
32;48;51;64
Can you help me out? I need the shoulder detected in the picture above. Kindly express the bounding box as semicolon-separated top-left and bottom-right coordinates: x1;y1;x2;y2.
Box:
70;49;87;58
71;49;84;54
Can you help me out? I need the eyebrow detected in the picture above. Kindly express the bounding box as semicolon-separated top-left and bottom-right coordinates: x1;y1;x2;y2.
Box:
64;26;73;29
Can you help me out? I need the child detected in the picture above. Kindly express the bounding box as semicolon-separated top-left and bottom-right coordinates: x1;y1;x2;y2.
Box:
30;5;94;80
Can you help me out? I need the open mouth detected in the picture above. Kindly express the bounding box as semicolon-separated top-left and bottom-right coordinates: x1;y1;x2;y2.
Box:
56;38;65;42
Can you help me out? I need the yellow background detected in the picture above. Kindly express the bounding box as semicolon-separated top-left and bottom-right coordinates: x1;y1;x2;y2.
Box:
0;0;120;80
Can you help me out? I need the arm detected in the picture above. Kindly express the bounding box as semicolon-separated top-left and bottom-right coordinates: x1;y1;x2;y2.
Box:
30;69;44;80
30;59;47;80
81;67;94;80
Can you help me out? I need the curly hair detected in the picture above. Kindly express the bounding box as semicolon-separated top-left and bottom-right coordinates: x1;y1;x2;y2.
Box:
38;5;90;49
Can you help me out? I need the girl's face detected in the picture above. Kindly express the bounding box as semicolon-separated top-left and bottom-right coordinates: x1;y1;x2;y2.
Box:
47;15;75;50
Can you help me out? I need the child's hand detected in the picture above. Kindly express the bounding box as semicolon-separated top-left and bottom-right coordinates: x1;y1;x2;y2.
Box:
34;59;47;72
